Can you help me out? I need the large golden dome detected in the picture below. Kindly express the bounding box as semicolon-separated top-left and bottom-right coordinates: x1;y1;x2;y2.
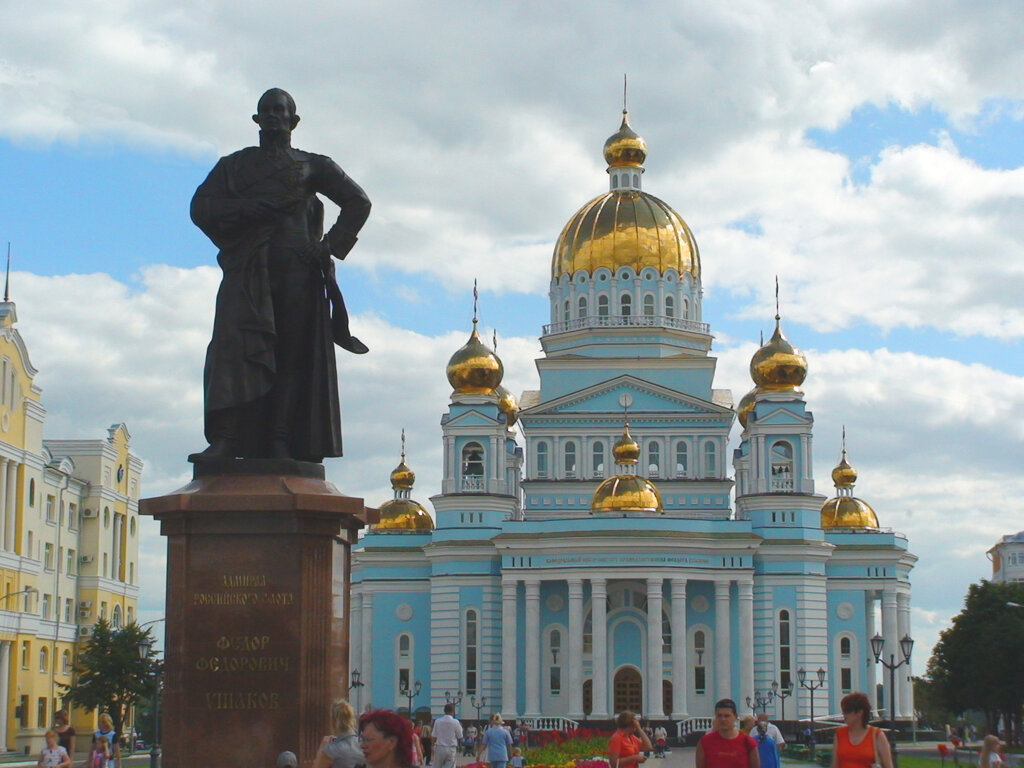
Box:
750;316;807;391
446;325;504;395
551;112;700;281
592;475;664;514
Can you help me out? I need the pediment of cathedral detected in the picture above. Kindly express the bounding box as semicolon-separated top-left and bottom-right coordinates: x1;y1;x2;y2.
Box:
752;405;812;426
443;409;499;428
520;375;733;418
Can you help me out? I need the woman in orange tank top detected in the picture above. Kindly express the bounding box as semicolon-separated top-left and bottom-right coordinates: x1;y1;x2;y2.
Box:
831;692;893;768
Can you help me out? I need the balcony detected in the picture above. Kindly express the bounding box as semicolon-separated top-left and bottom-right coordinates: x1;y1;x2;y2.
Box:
542;314;710;336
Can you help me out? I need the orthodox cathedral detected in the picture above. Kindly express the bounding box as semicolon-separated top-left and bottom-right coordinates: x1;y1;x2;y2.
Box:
350;110;916;726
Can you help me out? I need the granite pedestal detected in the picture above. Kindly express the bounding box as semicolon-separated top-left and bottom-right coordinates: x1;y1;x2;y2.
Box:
140;460;372;768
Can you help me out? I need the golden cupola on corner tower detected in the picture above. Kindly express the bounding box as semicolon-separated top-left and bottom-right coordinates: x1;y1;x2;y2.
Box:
592;422;664;514
750;315;808;391
551;109;700;281
820;438;879;529
374;434;435;532
446;321;504;395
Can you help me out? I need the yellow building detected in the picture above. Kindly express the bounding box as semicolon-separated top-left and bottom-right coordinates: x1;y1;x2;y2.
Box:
0;297;141;754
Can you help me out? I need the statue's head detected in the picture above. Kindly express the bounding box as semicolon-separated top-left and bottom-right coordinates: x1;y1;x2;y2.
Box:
253;88;299;133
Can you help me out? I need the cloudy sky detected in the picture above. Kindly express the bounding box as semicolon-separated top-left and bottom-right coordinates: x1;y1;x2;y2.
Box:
2;1;1024;668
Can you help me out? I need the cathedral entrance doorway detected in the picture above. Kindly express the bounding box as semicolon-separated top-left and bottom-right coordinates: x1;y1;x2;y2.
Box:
613;667;642;714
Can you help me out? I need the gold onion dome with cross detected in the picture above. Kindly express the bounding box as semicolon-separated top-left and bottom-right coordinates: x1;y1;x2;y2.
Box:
551;109;700;281
373;439;434;532
446;320;504;395
591;423;664;514
749;315;808;392
820;444;879;529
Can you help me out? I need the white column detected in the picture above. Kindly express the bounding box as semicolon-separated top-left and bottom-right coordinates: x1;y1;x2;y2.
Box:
361;591;374;709
670;578;688;718
0;641;9;749
714;579;732;700
897;592;913;719
0;459;8;551
646;577;664;716
524;579;541;716
350;592;363;675
568;578;584;718
738;578;754;707
502;579;519;716
3;461;14;552
881;587;899;720
591;578;609;719
865;592;877;705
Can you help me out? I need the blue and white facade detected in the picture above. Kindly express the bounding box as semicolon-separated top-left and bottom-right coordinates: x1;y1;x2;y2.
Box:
350;113;916;725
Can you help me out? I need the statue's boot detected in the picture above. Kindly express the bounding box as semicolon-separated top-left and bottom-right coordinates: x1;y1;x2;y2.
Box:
188;438;236;463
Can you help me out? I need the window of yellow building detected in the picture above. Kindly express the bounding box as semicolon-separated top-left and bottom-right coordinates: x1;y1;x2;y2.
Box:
36;697;47;728
45;496;55;523
62;650;71;674
20;641;29;669
41;593;50;619
39;646;48;672
44;543;54;571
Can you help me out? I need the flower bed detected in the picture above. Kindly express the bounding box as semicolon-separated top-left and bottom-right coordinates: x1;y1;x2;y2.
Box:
525;732;613;768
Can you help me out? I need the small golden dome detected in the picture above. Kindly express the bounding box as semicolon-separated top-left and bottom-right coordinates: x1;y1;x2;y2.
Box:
374;498;435;531
750;316;807;390
495;384;519;426
446;327;504;394
737;387;757;428
831;451;857;488
820;497;879;529
603;111;648;167
592;474;664;514
390;460;415;490
612;424;640;465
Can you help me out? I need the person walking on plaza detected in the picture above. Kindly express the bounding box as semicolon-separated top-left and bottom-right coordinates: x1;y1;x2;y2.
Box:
830;692;892;768
37;730;71;768
746;718;780;768
419;719;433;766
697;700;759;768
979;735;1005;768
432;704;463;768
756;714;784;751
314;699;364;768
92;714;118;768
52;710;75;759
609;711;653;768
479;714;514;768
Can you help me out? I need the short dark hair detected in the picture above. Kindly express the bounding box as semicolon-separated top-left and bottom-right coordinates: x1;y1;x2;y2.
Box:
714;698;737;715
443;703;455;715
840;692;872;727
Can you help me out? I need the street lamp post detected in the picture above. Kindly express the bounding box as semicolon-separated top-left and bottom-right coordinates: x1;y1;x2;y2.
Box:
747;690;773;714
471;694;488;725
797;667;826;759
137;636;161;768
445;690;464;715
771;680;793;722
349;670;365;714
399;680;422;720
871;634;914;768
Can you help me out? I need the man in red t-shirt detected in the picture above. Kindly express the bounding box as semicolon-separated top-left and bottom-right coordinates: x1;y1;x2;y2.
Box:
609;711;653;768
696;699;760;768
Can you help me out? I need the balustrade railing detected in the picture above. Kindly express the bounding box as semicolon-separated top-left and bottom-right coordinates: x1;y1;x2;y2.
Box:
543;314;709;336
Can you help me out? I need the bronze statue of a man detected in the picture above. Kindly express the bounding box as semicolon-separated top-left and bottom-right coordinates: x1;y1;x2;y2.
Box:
189;88;371;463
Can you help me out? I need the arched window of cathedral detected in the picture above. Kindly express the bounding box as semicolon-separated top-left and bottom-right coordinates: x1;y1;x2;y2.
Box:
564;441;577;478
648;442;660;478
662;608;672;653
563;300;570;324
703;441;717;477
597;294;610;319
682;296;690;319
770;441;794;491
675;441;688;477
694;630;707;694
464;609;478;694
665;295;675;318
397;632;414;696
840;636;851;658
778;610;792;689
583;679;593;716
583;611;593;653
461;443;485;491
643;294;655;317
612;174;619;188
620;294;632;317
578;295;588;319
633;173;640;187
592;442;605;478
548;627;562;695
536;441;549;478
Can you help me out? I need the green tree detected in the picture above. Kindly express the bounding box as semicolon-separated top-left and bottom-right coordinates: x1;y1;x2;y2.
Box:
61;619;162;761
927;580;1024;743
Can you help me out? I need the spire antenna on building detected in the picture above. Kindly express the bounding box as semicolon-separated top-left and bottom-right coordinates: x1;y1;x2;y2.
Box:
472;279;479;330
4;242;10;302
841;424;847;457
492;329;498;352
623;73;628;116
775;275;780;321
401;428;406;462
